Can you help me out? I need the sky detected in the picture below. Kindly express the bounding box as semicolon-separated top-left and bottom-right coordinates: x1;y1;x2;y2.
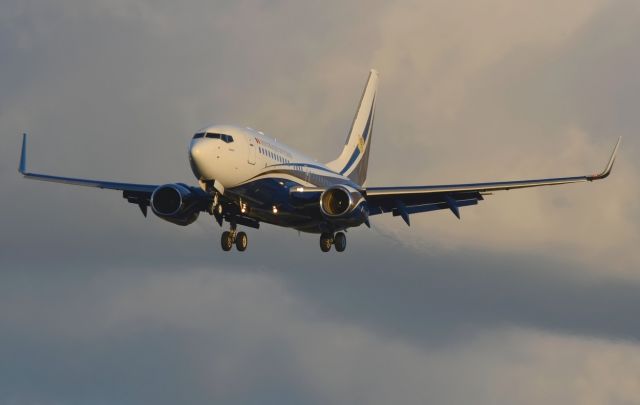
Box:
1;0;639;403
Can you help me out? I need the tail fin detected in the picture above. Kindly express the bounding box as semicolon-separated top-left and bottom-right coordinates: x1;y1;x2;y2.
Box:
326;69;378;186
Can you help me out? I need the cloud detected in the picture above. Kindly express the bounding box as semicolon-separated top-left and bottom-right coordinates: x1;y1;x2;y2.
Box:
362;0;640;275
0;0;639;403
2;267;640;404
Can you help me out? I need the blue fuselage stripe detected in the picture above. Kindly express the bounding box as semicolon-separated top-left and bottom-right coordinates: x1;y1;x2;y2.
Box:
339;149;360;175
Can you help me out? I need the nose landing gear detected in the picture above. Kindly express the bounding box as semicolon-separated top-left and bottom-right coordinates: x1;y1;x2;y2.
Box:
319;231;347;253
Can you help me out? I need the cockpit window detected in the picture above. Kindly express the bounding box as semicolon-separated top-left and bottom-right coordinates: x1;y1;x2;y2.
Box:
193;132;205;139
203;133;234;143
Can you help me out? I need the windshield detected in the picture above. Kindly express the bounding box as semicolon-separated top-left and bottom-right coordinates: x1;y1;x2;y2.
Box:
192;132;234;143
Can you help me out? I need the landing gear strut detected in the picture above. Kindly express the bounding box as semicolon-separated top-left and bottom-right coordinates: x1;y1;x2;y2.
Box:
319;231;347;253
221;223;248;252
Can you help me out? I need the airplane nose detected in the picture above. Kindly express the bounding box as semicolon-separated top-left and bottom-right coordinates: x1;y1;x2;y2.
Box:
189;139;204;159
189;139;206;179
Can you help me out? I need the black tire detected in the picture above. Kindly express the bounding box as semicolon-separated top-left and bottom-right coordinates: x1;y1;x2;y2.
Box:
221;231;233;251
236;231;248;252
320;232;333;252
334;232;346;252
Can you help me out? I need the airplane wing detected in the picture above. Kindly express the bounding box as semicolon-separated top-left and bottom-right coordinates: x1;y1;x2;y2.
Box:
19;133;164;216
364;138;621;225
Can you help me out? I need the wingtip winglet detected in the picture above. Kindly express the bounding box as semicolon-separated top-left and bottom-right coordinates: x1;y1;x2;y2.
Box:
588;137;621;181
19;133;27;174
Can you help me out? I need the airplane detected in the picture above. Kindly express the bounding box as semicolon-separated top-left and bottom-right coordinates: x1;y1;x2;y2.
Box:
19;69;620;253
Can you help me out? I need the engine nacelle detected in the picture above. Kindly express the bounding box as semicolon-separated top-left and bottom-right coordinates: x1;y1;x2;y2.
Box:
319;185;369;226
150;183;201;226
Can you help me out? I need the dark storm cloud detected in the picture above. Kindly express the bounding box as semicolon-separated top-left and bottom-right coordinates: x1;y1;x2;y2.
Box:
3;232;640;348
2;248;640;404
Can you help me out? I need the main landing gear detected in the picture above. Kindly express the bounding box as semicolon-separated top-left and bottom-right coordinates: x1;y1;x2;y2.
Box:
320;231;347;253
221;223;248;252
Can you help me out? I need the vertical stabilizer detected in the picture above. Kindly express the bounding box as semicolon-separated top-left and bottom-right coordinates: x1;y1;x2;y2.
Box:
326;69;378;186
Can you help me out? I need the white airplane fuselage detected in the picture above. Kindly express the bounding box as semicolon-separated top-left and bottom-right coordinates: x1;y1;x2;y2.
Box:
188;125;365;233
189;125;335;189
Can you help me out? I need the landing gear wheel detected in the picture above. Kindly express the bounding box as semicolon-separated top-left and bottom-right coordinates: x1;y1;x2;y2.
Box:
235;231;248;252
320;232;333;252
334;232;347;252
221;231;233;251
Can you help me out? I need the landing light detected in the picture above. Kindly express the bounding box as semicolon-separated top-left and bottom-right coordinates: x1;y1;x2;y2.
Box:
272;206;278;214
241;203;247;214
296;187;304;192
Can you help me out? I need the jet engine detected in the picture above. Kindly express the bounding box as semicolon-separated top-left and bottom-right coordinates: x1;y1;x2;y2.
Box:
319;185;369;226
150;183;202;226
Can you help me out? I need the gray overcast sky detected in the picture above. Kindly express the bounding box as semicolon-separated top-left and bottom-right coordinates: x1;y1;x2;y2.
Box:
1;0;640;404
